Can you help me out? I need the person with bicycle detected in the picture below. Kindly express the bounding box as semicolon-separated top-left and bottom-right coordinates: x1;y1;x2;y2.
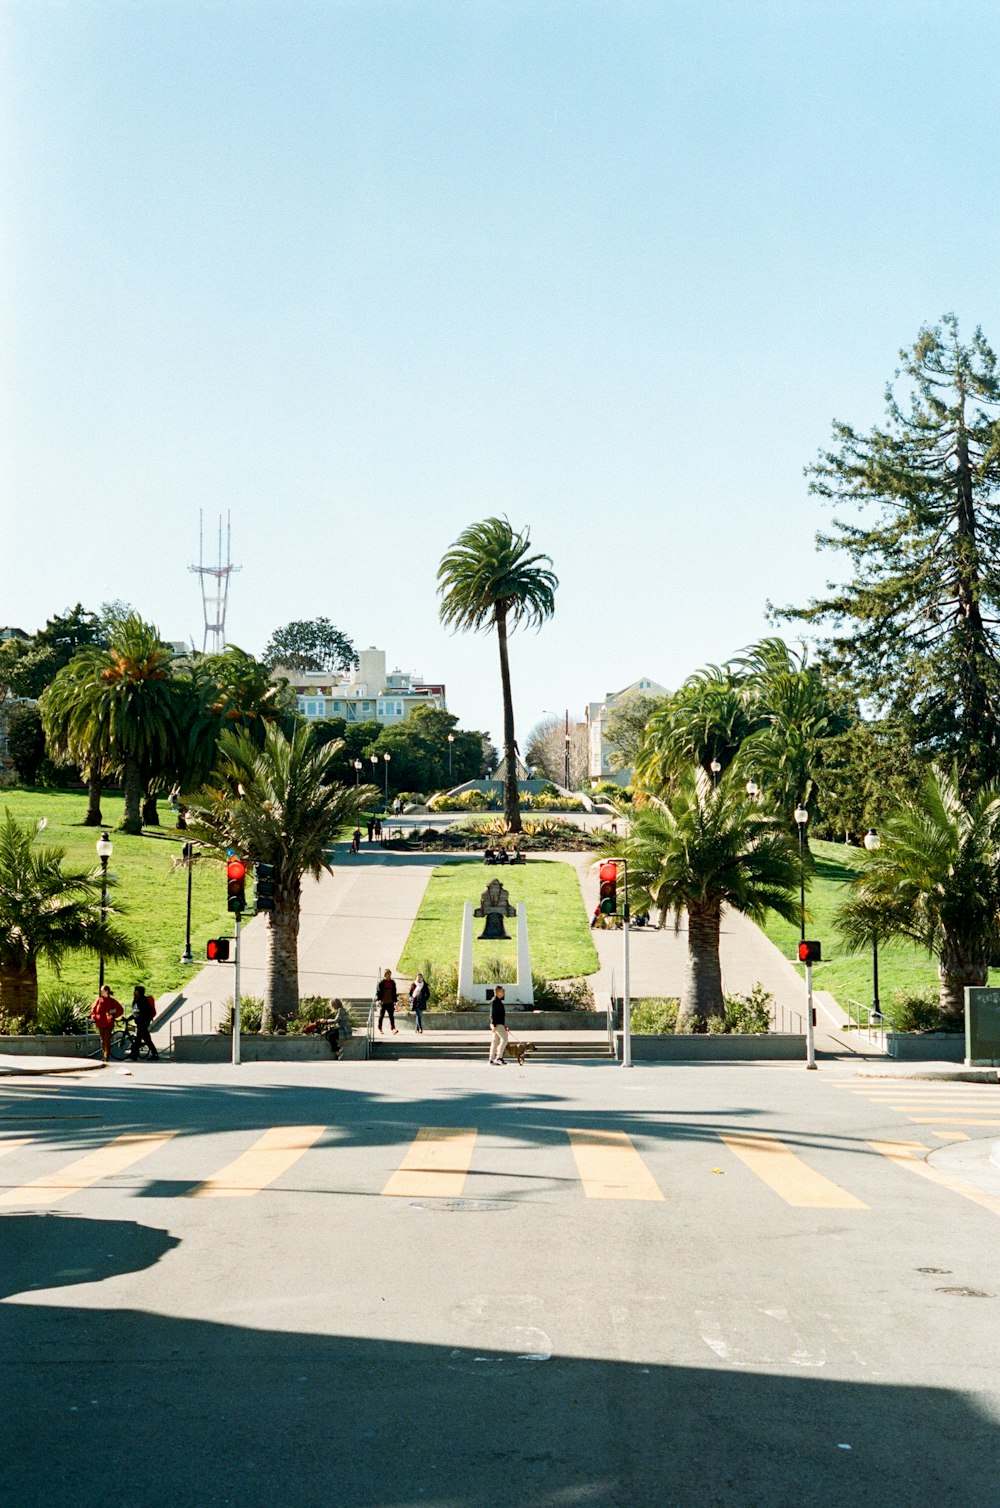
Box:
91;985;123;1063
129;984;159;1061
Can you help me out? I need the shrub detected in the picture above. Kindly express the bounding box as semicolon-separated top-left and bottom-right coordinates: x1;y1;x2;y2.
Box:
37;987;92;1036
217;996;264;1034
885;990;946;1033
531;975;594;1011
0;1012;31;1035
629;998;679;1033
428;789;497;812
723;983;772;1035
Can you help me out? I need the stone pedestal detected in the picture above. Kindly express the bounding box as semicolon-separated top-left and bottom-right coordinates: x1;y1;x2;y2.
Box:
457;900;533;1005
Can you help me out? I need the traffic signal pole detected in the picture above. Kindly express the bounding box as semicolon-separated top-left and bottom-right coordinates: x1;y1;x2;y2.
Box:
805;961;816;1070
622;859;632;1068
232;910;242;1067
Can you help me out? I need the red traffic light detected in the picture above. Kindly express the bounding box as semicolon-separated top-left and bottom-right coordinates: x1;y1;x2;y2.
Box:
798;939;822;964
206;937;231;962
226;859;246;882
599;862;618;883
598;860;618;914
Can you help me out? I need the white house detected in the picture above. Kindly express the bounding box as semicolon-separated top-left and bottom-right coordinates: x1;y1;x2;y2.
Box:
585;676;669;784
275;647;447;726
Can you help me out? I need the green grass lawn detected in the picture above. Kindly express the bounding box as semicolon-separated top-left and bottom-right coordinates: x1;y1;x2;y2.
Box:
1;787;236;1003
758;837;942;1017
398;859;598;981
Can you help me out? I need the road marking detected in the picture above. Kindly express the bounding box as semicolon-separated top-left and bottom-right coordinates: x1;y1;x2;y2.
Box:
0;1138;30;1159
0;1131;174;1207
190;1125;327;1198
382;1127;477;1198
719;1132;867;1209
566;1129;664;1201
868;1139;1000;1217
930;1130;970;1141
906;1117;1000;1127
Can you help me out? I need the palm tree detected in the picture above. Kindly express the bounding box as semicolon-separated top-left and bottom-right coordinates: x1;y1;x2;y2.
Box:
634;666;761;792
609;768;801;1028
39;654;115;826
0;811;138;1025
51;615;183;834
200;646;295;742
191;725;374;1029
438;518;558;833
836;766;1000;1024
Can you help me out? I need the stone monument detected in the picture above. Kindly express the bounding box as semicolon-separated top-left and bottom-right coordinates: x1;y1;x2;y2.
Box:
457;879;533;1006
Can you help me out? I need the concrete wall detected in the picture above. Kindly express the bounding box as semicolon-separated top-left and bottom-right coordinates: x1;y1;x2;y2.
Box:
889;1034;965;1062
172;1035;367;1063
616;1033;807;1062
410;1010;604;1032
0;1035;95;1056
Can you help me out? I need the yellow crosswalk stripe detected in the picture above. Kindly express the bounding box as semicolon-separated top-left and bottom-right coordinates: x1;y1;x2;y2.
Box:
868;1139;1000;1217
190;1125;327;1198
0;1131;174;1207
0;1138;30;1159
566;1129;664;1201
719;1132;867;1209
907;1117;1000;1127
930;1131;970;1141
382;1127;476;1198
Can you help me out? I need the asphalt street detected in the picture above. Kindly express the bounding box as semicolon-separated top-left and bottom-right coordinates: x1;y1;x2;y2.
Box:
1;1059;998;1507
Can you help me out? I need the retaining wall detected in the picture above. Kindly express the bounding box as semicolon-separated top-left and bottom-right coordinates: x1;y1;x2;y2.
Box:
616;1033;807;1062
172;1034;368;1063
402;1010;603;1031
889;1033;965;1062
0;1035;95;1056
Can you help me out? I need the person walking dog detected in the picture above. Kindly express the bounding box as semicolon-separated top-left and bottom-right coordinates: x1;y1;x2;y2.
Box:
91;985;123;1063
376;969;399;1033
409;973;429;1033
488;984;508;1065
129;984;159;1061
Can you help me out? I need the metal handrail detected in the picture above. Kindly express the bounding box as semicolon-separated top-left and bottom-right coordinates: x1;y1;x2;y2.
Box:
168;999;217;1052
845;998;888;1053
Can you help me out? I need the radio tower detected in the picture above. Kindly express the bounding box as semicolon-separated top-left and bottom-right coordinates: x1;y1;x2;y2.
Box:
190;511;240;653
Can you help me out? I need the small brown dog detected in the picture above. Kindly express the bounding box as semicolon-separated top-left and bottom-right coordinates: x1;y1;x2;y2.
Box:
506;1040;536;1066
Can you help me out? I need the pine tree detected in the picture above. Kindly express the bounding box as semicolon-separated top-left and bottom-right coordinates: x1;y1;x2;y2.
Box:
782;315;1000;792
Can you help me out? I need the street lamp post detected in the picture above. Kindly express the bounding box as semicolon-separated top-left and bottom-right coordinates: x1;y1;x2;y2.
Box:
447;732;455;783
564;708;571;792
710;758;722;788
863;829;881;1019
370;753;378;787
95;831;113;991
180;841;196;964
793;804;816;1070
353;759;362;785
745;778;759;800
383;751;391;798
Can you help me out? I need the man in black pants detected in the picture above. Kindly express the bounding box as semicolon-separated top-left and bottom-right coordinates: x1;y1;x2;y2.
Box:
488;985;508;1065
129;984;159;1061
376;969;398;1033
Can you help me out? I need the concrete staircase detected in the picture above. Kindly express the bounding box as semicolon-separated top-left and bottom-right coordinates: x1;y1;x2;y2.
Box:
369;1031;613;1063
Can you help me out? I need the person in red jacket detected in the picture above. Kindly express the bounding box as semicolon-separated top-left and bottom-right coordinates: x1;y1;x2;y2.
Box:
90;985;123;1063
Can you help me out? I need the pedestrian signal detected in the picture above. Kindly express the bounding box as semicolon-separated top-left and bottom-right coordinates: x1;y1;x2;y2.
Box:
227;858;247;914
599;861;618;914
206;937;231;962
798;939;822;964
254;862;276;913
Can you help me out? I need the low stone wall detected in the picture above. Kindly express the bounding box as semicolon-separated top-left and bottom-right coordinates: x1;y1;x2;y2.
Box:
889;1033;965;1062
0;1035;95;1056
172;1034;368;1063
616;1033;807;1062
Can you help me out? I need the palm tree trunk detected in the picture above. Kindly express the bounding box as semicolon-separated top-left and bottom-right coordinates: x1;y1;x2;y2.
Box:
121;757;143;835
0;960;39;1027
264;889;300;1030
678;900;725;1029
495;607;521;834
141;789;160;826
83;765;103;827
938;946;987;1026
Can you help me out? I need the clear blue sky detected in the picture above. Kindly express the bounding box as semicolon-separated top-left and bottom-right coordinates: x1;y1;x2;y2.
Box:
4;1;999;746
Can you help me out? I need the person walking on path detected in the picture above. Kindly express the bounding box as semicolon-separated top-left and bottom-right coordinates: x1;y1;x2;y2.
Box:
376;969;399;1033
351;827;361;854
91;985;123;1063
409;973;429;1033
488;985;508;1065
129;984;159;1061
367;817;375;843
374;817;382;841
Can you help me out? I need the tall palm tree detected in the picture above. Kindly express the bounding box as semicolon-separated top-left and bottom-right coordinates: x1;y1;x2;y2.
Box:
192;725;374;1029
609;768;801;1028
438;518;558;833
837;766;1000;1024
634;666;759;792
0;811;138;1025
200;646;295;742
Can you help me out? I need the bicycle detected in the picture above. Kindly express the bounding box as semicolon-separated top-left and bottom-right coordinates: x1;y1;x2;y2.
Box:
105;1013;156;1061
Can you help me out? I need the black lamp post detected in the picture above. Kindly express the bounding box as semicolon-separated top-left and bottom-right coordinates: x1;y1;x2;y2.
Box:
180;841;195;964
710;758;722;788
794;804;809;941
383;751;391;798
447;733;454;782
95;831;113;990
353;759;362;785
863;829;881;1017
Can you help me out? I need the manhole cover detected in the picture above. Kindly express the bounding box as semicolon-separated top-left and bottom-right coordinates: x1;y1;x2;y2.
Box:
935;1286;993;1298
916;1267;951;1275
409;1199;510;1213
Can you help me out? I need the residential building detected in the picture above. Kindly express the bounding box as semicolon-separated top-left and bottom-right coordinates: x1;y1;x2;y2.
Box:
275;647;447;725
586;676;669;784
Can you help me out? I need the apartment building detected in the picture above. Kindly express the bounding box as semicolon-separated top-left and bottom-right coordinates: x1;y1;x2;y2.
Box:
277;647;447;725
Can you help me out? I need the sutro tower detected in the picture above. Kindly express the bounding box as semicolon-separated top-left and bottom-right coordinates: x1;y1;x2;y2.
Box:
190;511;241;653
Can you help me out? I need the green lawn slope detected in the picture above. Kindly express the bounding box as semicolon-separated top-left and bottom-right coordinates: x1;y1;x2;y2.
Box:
1;787;234;1002
758;837;942;1017
399;859;597;981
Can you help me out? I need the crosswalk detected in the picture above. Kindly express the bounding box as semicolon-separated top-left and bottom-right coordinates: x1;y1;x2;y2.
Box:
0;1103;996;1215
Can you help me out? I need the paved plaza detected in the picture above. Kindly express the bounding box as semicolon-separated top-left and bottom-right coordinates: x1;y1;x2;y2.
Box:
1;1058;999;1506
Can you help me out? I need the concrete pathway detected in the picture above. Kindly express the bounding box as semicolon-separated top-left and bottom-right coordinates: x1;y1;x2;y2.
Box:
155;843;455;1041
